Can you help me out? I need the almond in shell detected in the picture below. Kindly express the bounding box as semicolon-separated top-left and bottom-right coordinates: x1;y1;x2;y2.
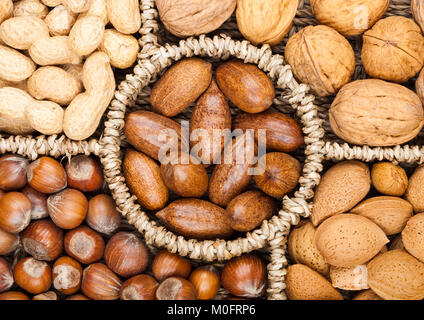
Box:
330;265;369;291
406;165;424;212
402;212;424;263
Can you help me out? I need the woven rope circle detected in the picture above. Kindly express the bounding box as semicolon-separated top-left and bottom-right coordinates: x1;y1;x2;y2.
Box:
99;33;324;264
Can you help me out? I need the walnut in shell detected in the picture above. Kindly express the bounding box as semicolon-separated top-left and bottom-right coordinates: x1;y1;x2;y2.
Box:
285;25;355;97
311;0;389;36
156;0;236;37
416;67;424;104
412;0;424;32
362;16;424;83
236;0;298;45
329;79;424;147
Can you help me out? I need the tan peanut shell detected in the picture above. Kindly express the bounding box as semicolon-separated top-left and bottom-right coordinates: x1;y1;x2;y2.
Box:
0;45;36;81
406;165;424;212
13;0;48;19
99;29;139;69
311;0;389;36
63;0;90;13
63;51;115;140
0;87;34;134
25;100;63;135
330;265;368;291
371;162;408;196
315;214;389;267
0;79;27;91
28;66;83;105
312;160;370;226
41;0;61;6
286;264;343;300
236;0;298;45
367;250;424;300
351;196;413;235
106;0;141;34
156;0;236;38
69;15;104;56
362;16;424;83
29;36;81;66
285;25;355;97
80;0;108;25
352;290;383;300
45;5;77;36
402;213;424;263
329;79;424;147
288;221;330;276
0;0;12;23
0;16;49;50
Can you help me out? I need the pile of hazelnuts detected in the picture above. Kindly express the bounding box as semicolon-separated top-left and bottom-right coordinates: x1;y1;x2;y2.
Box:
0;154;267;300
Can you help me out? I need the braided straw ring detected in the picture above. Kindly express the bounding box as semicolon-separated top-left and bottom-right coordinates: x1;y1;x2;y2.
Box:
100;34;324;262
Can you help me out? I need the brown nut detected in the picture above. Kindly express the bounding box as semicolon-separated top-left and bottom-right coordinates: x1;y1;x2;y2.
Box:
124;111;184;161
371;162;408;196
156;0;236;37
32;291;58;300
81;263;122;300
64;225;105;264
226;190;278;232
329;79;424;147
0;258;13;293
152;250;192;282
416;67;424;104
315;214;389;268
189;266;220;300
156;199;233;240
406;165;424;212
216;60;275;114
22;219;64;261
311;0;389;36
352;289;383;300
362;17;424;83
0;228;19;255
288;221;330;276
233;111;304;153
27;157;67;194
0;291;30;300
402;212;424;263
236;0;298;45
86;194;121;235
120;274;158;300
65;155;104;192
208;132;256;206
0;192;32;233
285;264;343;300
150;58;212;117
329;265;369;291
367;249;424;300
285;25;355;97
123;149;169;211
254;152;301;199
156;277;197;300
190;80;231;166
312;160;371;226
14;257;52;294
0;155;29;191
52;256;83;295
22;185;48;220
412;0;424;32
351;196;413;235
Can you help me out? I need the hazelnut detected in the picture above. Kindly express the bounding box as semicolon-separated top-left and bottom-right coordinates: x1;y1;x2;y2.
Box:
371;162;408;196
0;155;29;191
66;293;90;300
81;263;122;300
22;185;48;220
0;258;13;293
189;266;220;300
86;194;121;235
14;257;52;294
0;228;20;255
120;274;158;300
0;192;32;233
65;155;104;192
22;219;63;261
104;232;149;278
152;250;192;282
64;226;105;264
0;291;30;300
156;277;197;300
52;256;83;295
27;157;67;194
32;291;58;300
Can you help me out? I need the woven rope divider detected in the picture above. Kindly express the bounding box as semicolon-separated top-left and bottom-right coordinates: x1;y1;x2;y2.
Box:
99;33;323;267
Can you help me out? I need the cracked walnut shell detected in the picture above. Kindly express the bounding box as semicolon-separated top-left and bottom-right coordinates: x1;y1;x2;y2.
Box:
329;79;424;147
236;0;299;45
362;16;424;83
311;0;389;36
285;25;355;97
156;0;236;37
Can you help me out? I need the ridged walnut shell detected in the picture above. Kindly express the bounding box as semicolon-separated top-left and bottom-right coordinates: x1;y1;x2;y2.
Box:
351;196;413;236
367;250;424;300
286;264;343;300
405;165;424;212
314;214;389;268
156;0;236;37
362;16;424;83
285;25;355;97
402;212;424;263
416;67;424;104
311;0;389;36
288;221;330;276
412;0;424;32
236;0;298;45
329;79;424;147
312;160;370;226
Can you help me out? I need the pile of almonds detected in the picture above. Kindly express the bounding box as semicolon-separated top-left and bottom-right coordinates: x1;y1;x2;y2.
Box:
123;57;304;239
0;154;268;300
287;160;424;300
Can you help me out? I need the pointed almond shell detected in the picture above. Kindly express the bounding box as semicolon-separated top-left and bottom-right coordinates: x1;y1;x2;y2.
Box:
312;161;370;226
286;264;343;300
288;221;329;276
351;196;413;235
367;250;424;300
402;212;424;263
330;265;368;291
315;214;389;267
